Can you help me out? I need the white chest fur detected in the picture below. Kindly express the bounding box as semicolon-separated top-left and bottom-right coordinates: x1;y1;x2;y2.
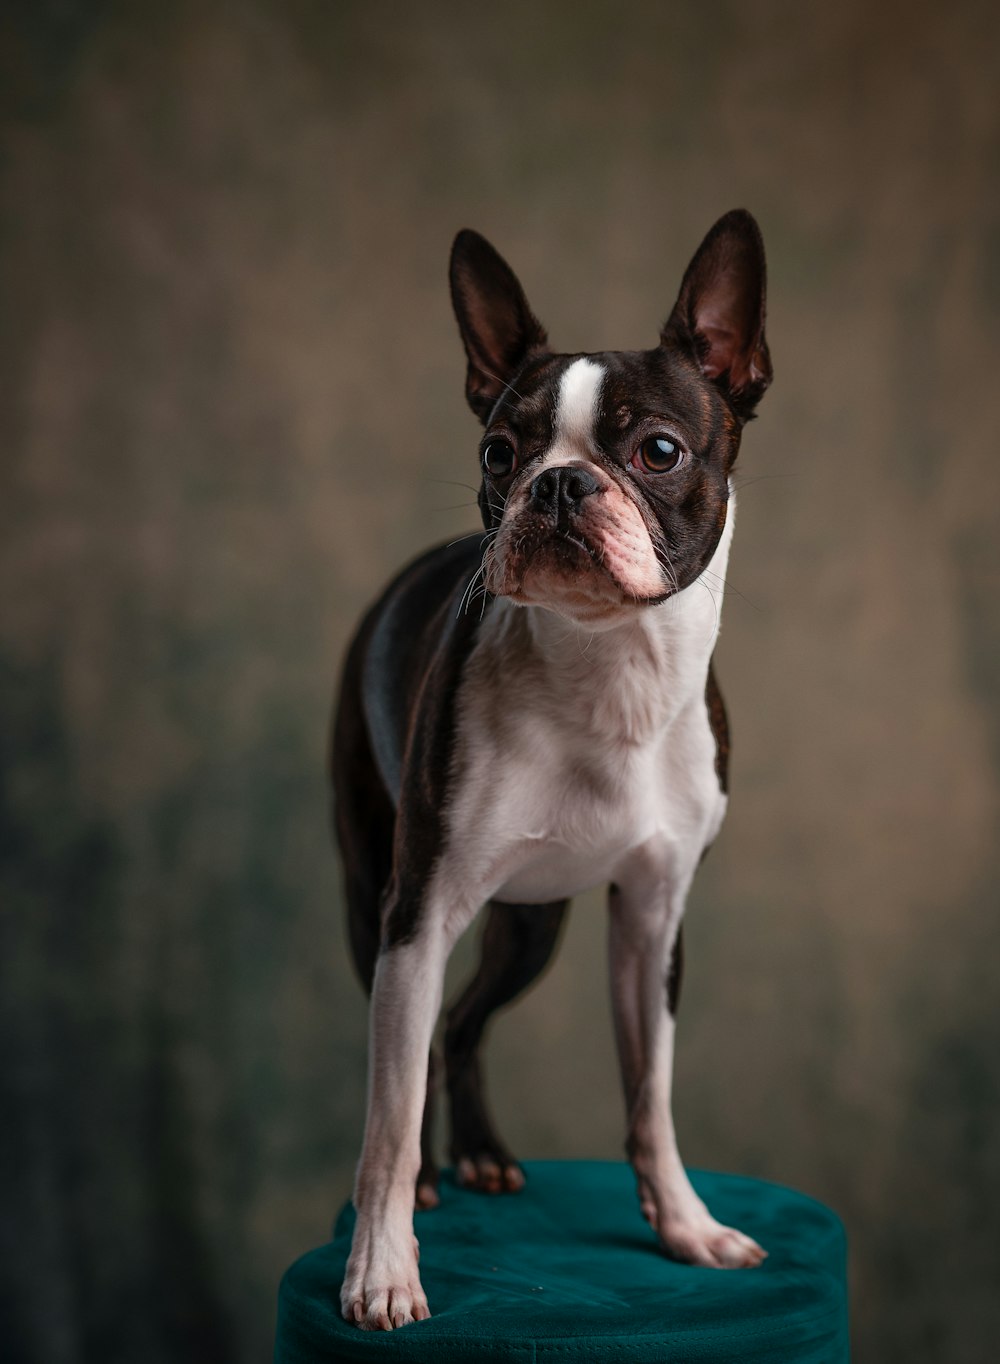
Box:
444;502;734;908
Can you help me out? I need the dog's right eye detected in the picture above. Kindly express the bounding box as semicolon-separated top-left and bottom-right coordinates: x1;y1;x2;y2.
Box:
483;440;517;479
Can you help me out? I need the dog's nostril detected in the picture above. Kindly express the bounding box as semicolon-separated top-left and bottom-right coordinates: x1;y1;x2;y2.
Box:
563;468;600;503
531;470;557;507
529;465;600;512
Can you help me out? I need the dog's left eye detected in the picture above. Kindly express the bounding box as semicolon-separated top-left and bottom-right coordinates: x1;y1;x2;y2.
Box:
632;436;684;473
483;440;517;479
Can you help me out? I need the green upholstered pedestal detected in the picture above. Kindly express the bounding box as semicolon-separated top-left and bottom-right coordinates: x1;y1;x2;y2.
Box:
275;1161;849;1362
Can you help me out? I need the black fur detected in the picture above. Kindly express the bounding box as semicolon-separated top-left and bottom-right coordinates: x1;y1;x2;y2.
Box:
445;900;568;1178
333;535;495;951
706;662;730;795
331;211;769;1204
666;927;684;1017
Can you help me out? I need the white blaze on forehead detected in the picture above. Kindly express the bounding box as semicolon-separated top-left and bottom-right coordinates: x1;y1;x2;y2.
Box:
553;358;604;451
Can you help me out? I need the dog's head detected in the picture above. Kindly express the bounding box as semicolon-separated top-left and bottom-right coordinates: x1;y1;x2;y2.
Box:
450;211;772;626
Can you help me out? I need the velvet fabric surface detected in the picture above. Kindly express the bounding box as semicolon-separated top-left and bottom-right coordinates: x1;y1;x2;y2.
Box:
274;1161;848;1362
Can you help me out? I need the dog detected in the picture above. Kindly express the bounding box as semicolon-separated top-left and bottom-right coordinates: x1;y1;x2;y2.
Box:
330;209;773;1330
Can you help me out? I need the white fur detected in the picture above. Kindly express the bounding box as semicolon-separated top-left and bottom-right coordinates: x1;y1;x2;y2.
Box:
342;922;473;1328
552;357;604;452
433;507;759;1272
342;495;766;1327
449;502;734;907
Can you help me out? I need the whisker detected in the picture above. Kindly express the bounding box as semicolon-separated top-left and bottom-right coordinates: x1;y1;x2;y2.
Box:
446;528;497;549
425;478;482;495
701;568;761;613
697;576;721;636
456;562;485;618
479;366;527;407
731;472;800;493
651;538;680;597
463;572;492;623
456;521;503;620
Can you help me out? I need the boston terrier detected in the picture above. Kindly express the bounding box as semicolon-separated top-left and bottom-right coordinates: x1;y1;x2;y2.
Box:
330;209;773;1330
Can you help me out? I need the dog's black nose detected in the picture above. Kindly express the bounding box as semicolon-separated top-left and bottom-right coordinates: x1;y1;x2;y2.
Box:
529;465;601;514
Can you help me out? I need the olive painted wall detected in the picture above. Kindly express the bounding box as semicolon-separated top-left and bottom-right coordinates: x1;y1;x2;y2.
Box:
2;2;998;1361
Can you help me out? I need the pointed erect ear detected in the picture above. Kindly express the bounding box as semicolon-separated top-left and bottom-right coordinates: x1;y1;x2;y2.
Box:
662;209;772;417
449;230;548;423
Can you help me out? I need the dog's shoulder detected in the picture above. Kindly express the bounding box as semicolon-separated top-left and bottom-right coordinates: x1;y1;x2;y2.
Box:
358;534;494;802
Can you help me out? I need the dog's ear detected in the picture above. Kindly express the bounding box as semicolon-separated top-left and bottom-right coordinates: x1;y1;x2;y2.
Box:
662;209;772;417
450;230;548;423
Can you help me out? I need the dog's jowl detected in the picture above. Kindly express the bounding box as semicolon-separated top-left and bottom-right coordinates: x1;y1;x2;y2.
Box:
330;211;773;1330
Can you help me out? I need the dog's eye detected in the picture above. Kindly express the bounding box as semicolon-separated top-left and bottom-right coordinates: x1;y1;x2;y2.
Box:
483;440;517;479
632;436;684;474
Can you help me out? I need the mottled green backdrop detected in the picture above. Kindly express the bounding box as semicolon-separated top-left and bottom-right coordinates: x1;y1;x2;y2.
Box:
2;2;998;1361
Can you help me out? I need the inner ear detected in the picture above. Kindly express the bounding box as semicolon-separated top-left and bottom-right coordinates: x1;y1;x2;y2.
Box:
450;230;548;422
662;209;772;415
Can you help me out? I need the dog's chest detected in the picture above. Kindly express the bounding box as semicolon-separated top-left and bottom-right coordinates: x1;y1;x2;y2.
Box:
445;604;726;905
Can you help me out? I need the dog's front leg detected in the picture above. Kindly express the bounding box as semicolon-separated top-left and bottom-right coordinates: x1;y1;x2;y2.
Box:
608;880;766;1269
341;895;474;1330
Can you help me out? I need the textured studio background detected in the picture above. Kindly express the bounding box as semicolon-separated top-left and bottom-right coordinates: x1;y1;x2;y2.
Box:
2;2;999;1361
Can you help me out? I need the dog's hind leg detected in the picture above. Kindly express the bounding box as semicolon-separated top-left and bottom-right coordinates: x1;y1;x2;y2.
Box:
444;899;568;1193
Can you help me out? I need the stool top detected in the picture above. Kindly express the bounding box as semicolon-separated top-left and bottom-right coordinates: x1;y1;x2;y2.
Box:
275;1161;848;1362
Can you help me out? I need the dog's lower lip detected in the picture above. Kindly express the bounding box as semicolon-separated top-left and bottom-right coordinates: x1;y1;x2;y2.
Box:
557;531;591;554
520;530;594;560
517;532;598;576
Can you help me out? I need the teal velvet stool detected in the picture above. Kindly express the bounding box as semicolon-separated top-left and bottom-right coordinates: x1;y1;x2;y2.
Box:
275;1161;849;1362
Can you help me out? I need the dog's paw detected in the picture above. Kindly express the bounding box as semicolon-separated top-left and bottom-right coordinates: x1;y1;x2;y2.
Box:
455;1150;525;1194
660;1216;767;1269
415;1161;440;1210
340;1228;430;1330
342;1282;431;1331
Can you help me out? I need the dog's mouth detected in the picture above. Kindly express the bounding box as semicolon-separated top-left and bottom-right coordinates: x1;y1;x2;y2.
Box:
508;523;601;576
529;528;600;567
482;472;674;619
487;523;639;613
